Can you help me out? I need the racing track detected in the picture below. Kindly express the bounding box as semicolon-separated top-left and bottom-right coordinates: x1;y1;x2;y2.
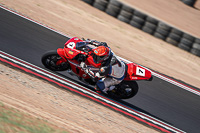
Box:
0;6;200;133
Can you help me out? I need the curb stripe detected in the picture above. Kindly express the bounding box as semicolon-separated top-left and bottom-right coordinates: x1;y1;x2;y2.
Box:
0;50;185;133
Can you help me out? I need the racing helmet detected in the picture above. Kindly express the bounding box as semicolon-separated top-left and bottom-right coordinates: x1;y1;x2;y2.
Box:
93;46;110;64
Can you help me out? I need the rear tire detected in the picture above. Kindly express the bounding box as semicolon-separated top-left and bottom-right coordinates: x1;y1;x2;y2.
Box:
41;50;70;71
108;81;138;99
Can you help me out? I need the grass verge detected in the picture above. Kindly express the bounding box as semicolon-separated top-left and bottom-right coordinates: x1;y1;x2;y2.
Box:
0;102;68;133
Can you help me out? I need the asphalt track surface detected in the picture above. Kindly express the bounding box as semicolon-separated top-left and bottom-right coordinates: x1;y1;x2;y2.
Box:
1;7;200;133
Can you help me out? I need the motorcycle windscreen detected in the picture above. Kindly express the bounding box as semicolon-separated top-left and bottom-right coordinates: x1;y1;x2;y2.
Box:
76;42;87;48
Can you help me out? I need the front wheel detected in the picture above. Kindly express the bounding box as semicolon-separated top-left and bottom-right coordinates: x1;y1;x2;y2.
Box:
41;50;70;71
108;81;138;99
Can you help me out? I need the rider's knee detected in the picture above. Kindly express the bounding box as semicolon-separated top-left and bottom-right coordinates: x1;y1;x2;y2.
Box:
96;80;105;91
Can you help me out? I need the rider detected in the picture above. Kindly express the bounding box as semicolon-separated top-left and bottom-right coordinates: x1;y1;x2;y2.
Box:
80;39;127;93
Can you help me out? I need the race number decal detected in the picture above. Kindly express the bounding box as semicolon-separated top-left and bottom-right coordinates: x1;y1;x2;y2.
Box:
136;67;145;76
67;42;75;49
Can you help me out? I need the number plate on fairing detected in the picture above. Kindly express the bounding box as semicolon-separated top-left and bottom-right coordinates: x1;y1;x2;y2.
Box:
136;67;145;76
67;42;76;49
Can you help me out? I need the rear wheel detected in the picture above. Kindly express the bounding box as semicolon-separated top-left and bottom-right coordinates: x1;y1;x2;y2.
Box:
41;50;70;71
108;81;138;99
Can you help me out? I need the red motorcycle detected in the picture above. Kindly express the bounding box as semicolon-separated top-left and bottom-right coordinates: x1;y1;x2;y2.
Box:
41;37;153;99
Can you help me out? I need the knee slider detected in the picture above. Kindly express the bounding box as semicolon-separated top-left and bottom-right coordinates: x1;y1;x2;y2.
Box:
96;80;105;91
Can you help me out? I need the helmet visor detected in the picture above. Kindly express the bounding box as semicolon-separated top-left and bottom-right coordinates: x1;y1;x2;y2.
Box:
93;54;107;63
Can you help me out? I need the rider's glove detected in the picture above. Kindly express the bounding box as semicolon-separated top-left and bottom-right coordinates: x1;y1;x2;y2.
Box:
80;62;89;74
80;62;87;70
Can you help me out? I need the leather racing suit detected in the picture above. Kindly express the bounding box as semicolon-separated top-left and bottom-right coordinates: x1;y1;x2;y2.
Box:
80;40;126;93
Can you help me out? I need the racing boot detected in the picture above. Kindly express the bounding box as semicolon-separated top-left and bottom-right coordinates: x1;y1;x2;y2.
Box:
94;85;102;93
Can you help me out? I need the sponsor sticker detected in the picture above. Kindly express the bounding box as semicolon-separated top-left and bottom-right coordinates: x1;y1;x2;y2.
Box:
94;50;98;54
68;50;74;55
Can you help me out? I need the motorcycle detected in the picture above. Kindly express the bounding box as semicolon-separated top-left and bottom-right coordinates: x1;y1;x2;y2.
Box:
41;37;153;99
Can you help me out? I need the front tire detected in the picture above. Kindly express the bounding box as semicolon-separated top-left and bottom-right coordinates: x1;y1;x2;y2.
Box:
41;50;69;71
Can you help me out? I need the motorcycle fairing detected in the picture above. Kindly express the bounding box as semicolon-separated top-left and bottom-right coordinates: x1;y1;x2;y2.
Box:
124;63;152;81
57;48;68;61
58;37;152;81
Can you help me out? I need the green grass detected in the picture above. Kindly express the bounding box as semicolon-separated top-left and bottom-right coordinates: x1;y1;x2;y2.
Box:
0;102;68;133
